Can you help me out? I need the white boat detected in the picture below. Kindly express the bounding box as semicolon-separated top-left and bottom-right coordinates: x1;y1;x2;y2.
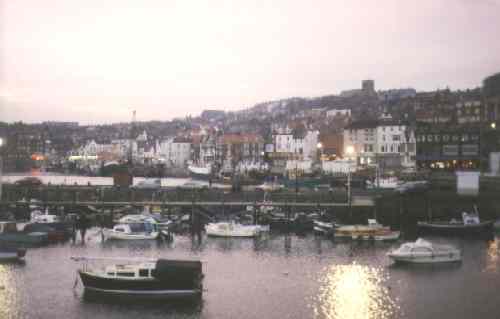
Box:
188;163;212;180
102;218;161;240
30;209;62;223
0;247;27;262
366;177;401;189
387;238;462;263
205;222;261;237
256;182;284;192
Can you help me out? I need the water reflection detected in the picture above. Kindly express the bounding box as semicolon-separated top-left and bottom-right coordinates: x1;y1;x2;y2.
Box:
485;238;499;273
314;263;397;319
0;264;18;318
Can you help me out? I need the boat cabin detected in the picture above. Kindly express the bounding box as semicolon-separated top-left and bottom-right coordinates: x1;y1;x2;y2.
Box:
0;222;19;234
112;223;158;234
102;263;156;279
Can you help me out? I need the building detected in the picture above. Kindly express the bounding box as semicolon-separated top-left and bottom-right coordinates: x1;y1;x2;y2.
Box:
326;109;351;118
217;133;264;171
158;137;191;168
456;99;481;124
272;125;319;160
362;79;375;94
343;117;416;169
415;123;480;170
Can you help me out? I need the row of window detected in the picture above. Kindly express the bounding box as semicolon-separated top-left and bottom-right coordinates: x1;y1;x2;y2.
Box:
416;134;479;143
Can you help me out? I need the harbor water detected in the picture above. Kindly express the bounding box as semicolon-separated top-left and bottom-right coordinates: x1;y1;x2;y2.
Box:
1;230;500;319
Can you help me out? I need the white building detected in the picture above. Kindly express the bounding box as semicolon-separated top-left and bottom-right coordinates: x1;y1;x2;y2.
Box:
158;137;191;167
343;117;416;169
322;159;357;174
273;126;319;160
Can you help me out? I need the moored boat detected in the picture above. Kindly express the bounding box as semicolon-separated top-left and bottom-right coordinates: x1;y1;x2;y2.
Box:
188;163;212;180
0;246;27;262
205;222;261;237
0;222;48;246
387;238;462;264
73;257;203;300
102;223;160;240
417;212;493;236
335;219;399;241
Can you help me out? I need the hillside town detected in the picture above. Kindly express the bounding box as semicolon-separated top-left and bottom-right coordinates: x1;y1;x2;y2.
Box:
1;73;500;181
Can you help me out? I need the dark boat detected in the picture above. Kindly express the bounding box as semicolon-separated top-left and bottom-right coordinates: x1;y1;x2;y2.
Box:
417;211;494;236
75;258;203;300
0;246;27;262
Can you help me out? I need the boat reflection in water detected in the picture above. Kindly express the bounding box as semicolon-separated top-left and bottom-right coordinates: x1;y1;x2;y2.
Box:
314;263;398;319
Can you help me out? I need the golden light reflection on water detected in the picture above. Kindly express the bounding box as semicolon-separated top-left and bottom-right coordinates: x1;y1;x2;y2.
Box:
313;263;397;319
0;265;14;317
485;238;499;273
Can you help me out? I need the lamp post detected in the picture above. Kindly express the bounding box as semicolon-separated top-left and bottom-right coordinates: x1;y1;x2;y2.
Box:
345;145;355;219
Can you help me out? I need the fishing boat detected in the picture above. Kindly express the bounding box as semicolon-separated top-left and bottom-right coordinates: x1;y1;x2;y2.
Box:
387;238;462;264
417;211;493;236
334;219;400;241
205;222;261;237
0;222;48;246
0;246;27;262
73;257;203;299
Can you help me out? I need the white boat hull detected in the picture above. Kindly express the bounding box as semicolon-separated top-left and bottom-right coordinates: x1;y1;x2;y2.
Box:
205;223;260;238
350;231;400;241
102;229;160;240
388;253;461;263
0;251;21;261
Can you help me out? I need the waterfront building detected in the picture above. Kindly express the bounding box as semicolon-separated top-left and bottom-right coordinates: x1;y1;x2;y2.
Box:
158;137;191;168
272;125;319;161
415;123;480;170
216;133;264;171
343;116;415;169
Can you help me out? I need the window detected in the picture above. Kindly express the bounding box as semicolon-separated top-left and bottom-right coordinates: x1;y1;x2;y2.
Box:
139;269;149;277
452;135;459;142
107;272;115;276
383;135;386;141
427;135;433;142
392;135;400;141
435;135;440;142
443;135;450;142
117;272;135;277
381;146;385;153
398;145;401;152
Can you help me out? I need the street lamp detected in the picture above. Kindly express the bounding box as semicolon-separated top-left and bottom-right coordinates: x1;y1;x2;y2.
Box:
491;122;496;129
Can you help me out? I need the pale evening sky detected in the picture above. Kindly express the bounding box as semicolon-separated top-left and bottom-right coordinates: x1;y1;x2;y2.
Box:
1;0;500;124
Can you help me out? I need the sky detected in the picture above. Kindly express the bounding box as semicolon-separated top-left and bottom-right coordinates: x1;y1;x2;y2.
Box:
1;0;500;124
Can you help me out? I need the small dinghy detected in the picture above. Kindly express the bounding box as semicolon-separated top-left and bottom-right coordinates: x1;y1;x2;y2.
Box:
72;257;203;300
387;238;461;264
